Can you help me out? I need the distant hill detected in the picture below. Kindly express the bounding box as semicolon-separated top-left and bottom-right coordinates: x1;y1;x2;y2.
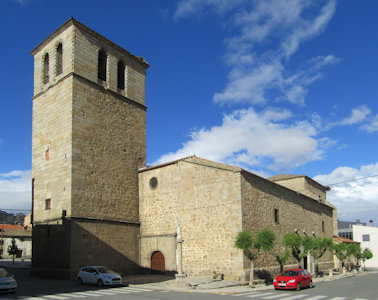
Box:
0;211;26;226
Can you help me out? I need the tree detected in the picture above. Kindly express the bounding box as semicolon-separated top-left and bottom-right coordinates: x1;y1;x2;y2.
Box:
361;248;373;271
7;237;19;263
282;233;310;267
332;242;357;274
305;236;333;276
273;248;291;273
235;228;276;287
348;243;362;270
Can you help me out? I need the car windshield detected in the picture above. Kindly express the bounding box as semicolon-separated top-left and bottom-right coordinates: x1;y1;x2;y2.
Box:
97;267;115;274
0;269;11;278
280;270;299;277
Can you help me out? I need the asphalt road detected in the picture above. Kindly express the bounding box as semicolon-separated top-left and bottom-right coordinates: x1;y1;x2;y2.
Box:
0;267;377;300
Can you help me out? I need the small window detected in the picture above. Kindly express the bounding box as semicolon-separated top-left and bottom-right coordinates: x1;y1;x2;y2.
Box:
98;49;107;81
117;60;125;90
56;43;63;76
45;148;50;160
149;177;158;189
362;234;370;242
43;53;49;84
45;199;51;210
274;208;279;224
322;221;325;233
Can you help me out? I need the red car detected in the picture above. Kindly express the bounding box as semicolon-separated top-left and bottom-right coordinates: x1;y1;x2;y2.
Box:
273;268;312;291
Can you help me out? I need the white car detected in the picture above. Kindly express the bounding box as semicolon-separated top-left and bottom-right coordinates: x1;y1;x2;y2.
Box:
77;266;122;287
0;268;17;294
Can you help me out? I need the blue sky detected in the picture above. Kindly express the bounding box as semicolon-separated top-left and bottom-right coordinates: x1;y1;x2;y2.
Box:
1;0;378;224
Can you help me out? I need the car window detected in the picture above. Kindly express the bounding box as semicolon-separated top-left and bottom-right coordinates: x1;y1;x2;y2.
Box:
300;270;304;275
87;268;97;273
280;270;299;276
97;267;114;274
0;269;10;278
304;270;310;275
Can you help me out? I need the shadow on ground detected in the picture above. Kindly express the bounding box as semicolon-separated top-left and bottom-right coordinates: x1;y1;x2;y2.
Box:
0;263;174;299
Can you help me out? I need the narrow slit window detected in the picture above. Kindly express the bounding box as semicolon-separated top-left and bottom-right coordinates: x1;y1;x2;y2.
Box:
56;43;63;76
45;148;50;160
322;221;325;232
98;49;107;81
274;208;279;224
117;60;125;90
43;53;49;84
45;199;51;210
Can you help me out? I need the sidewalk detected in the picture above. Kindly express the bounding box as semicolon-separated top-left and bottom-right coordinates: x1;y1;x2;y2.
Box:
127;271;377;295
0;258;31;269
1;260;375;296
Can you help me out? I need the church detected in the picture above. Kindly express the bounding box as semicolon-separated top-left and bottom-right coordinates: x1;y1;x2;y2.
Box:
31;18;335;280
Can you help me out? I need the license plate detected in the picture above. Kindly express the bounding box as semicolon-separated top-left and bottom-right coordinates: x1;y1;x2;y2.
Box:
279;283;286;287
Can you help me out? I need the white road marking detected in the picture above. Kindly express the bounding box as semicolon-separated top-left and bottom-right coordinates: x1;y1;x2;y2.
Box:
70;292;102;297
261;294;292;299
56;293;86;298
303;296;328;300
87;290;116;295
247;292;275;297
329;298;347;300
277;294;308;300
234;291;262;296
43;295;70;300
123;287;152;292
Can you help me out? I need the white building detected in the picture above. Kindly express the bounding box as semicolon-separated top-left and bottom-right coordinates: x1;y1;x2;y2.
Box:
353;223;378;270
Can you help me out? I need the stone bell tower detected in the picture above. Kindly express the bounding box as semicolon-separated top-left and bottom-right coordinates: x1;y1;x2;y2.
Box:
31;18;148;278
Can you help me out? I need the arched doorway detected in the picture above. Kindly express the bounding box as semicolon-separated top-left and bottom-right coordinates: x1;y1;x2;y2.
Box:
151;251;165;272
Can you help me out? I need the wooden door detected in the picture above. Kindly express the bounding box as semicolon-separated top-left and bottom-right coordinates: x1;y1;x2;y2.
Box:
151;251;165;272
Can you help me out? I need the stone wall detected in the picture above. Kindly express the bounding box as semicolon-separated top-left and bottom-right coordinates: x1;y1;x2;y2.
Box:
241;171;334;276
70;77;145;222
31;19;148;279
69;219;140;279
32;25;74;97
32;77;73;223
272;176;327;203
32;222;71;278
139;157;244;280
73;24;147;106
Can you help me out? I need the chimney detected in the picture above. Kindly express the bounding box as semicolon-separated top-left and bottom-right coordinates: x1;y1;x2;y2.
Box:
369;220;374;227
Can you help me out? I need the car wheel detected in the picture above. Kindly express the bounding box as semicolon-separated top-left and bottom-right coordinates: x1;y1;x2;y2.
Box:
77;278;83;285
309;281;313;288
97;279;104;287
296;283;301;291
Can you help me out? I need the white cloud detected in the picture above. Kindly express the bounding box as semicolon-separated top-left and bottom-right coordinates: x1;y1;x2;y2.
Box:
360;114;378;133
208;0;338;105
0;170;32;211
314;164;378;223
340;105;371;125
167;1;339;170
155;108;330;171
173;0;243;20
